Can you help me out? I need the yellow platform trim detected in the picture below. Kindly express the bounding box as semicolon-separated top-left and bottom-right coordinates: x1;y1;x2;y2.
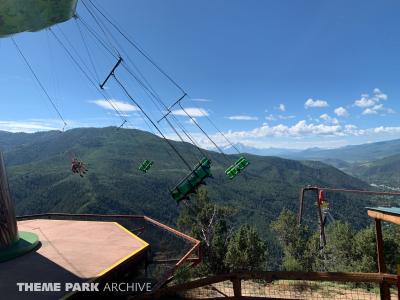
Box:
96;222;149;277
62;222;149;300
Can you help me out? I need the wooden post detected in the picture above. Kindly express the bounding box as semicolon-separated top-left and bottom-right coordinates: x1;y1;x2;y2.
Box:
375;218;390;300
0;152;18;249
232;277;242;299
375;219;386;273
298;188;305;224
316;189;326;247
397;264;400;300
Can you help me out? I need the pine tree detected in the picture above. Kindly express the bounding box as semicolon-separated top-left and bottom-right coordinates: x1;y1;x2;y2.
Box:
224;224;268;272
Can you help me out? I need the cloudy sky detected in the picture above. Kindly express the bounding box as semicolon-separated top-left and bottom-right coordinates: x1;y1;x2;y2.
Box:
1;0;400;149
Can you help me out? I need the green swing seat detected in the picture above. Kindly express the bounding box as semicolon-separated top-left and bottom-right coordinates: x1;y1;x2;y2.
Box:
225;156;250;179
171;157;212;203
138;159;154;173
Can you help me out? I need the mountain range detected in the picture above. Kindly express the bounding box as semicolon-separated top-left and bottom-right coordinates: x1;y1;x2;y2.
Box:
0;128;398;236
225;139;400;163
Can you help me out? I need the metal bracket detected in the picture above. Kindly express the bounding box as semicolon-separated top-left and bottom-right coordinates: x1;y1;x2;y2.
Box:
157;93;187;123
100;57;123;89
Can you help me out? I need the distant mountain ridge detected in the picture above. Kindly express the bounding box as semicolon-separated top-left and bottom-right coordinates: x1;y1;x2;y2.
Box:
223;139;400;163
222;143;302;156
287;139;400;162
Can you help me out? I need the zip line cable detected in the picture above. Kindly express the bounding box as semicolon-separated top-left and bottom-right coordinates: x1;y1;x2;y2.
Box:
120;64;203;153
189;98;241;154
57;25;98;83
81;1;232;165
76;15;118;60
85;0;186;94
11;36;67;131
85;0;239;157
83;0;223;155
80;0;120;58
178;102;228;159
50;27;127;126
45;29;61;113
75;17;100;84
103;39;206;158
113;75;193;171
53;24;179;165
121;64;206;158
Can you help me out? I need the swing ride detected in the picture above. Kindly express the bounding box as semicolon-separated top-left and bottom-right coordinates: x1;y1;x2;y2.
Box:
1;0;250;203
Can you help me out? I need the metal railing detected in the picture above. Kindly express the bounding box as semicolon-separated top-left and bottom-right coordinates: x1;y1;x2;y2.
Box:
136;271;399;300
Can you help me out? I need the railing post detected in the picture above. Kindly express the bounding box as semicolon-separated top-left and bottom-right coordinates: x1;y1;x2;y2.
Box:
375;218;390;300
232;275;242;299
298;188;305;224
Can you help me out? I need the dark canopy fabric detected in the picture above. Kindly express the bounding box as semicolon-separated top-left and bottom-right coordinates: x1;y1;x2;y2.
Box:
0;0;78;37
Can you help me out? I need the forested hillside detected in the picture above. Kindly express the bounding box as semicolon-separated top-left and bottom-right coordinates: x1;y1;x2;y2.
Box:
0;127;382;234
349;154;400;188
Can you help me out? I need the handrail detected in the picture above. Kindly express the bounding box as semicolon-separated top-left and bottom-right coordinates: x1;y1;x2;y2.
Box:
16;213;145;220
138;271;398;299
162;271;398;292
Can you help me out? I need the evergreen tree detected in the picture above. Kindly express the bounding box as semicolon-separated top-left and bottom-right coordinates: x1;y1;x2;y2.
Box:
177;188;233;275
270;209;313;271
314;221;355;272
224;224;268;272
352;224;376;272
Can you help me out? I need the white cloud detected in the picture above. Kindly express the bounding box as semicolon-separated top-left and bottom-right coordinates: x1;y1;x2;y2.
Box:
91;99;138;112
222;120;343;139
191;98;212;102
266;114;295;121
334;106;349;117
387;108;396;114
163;121;400;150
265;114;276;121
362;104;392;116
355;97;375;108
0;120;59;133
227;115;259;121
171;107;209;117
276;104;286;112
354;88;389;114
277;115;295;120
373;88;388;100
185;117;197;125
320;114;339;125
372;126;400;134
206;121;400;145
372;104;384;111
362;108;378;115
304;98;329;108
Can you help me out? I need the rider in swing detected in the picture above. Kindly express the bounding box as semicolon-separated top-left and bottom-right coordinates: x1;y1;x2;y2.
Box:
71;158;88;177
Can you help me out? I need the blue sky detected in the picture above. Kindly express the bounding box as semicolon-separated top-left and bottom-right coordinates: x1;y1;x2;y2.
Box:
1;0;400;149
